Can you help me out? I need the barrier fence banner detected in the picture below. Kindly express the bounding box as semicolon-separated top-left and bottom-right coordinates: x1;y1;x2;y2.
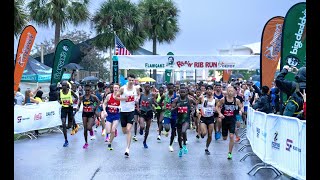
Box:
251;110;267;161
246;107;255;144
116;55;260;70
300;121;306;180
14;101;62;134
265;114;303;179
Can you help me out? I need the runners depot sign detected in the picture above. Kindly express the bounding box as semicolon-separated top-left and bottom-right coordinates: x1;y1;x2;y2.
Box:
116;55;260;70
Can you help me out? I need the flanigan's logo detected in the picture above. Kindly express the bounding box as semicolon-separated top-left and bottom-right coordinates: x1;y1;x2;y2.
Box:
264;23;282;61
286;55;299;67
167;56;175;67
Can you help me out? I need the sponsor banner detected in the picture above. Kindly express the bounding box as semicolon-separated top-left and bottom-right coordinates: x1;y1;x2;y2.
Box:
14;25;37;92
51;39;75;84
247;107;306;180
251;110;267;161
281;2;306;102
14;101;61;134
261;16;284;89
116;55;260;70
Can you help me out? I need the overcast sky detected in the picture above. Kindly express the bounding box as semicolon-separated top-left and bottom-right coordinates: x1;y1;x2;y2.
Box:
14;0;305;55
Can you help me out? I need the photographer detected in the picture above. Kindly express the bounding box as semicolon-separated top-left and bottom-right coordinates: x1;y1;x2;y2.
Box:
275;65;306;119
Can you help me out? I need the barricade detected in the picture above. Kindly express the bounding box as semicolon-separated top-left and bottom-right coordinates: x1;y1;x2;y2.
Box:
244;107;306;180
14;101;62;135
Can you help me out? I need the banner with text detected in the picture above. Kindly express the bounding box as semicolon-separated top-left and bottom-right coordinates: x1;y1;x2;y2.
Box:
51;39;75;85
14;25;37;92
260;16;284;89
280;2;306;102
14;101;62;134
116;55;260;70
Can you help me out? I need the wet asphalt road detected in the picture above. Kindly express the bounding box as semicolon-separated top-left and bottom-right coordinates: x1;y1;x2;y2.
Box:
14;121;291;180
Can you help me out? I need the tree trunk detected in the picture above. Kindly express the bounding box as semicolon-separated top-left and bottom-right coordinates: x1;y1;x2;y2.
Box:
152;37;157;82
54;22;61;48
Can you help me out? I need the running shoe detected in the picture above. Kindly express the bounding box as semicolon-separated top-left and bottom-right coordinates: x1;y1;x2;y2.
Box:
178;148;183;157
143;142;148;149
169;146;174;152
115;129;118;137
125;149;130;158
205;149;210;155
83;143;89;149
217;131;221;140
102;129;106;136
132;135;138;141
63;140;69;147
182;145;188;154
235;136;241;142
227;153;232;160
157;135;161;142
74;124;79;133
108;144;113;151
139;129;143;135
70;128;75;135
215;132;219;140
105;136;109;142
90;130;94;136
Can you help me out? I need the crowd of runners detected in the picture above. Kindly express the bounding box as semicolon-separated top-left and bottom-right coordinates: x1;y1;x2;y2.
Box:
54;73;263;160
20;65;305;160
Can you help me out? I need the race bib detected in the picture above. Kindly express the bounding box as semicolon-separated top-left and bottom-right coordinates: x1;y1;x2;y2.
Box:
141;100;150;107
203;108;214;116
166;104;172;109
126;95;134;102
178;106;188;114
108;107;118;113
223;110;234;116
62;100;71;105
83;106;94;112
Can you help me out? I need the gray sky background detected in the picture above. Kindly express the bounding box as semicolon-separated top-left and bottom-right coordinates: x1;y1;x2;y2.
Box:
14;0;305;55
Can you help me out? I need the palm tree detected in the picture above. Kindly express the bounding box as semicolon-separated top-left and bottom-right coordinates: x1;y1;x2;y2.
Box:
92;0;146;51
14;0;28;37
27;0;90;47
139;0;180;80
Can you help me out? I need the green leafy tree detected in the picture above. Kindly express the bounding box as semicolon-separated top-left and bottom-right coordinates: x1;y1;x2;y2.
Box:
14;0;28;37
138;0;180;80
92;0;146;51
27;0;90;47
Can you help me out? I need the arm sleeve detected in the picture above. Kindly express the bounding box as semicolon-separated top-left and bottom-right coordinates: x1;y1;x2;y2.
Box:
275;68;296;96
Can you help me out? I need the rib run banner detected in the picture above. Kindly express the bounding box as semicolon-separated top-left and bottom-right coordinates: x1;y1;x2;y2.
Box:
260;16;284;89
14;25;37;92
51;39;75;84
116;55;260;70
280;2;306;102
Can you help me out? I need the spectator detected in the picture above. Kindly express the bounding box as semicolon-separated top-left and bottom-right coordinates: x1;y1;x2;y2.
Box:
270;87;280;114
275;65;306;119
34;90;44;102
252;85;272;114
15;87;25;105
24;89;40;105
49;84;59;101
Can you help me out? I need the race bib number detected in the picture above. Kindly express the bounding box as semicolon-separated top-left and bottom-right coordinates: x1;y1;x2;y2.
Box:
178;106;188;114
62;100;71;105
108;107;118;113
83;106;94;112
126;95;134;102
141;100;150;107
223;110;234;117
166;104;172;109
204;108;214;116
